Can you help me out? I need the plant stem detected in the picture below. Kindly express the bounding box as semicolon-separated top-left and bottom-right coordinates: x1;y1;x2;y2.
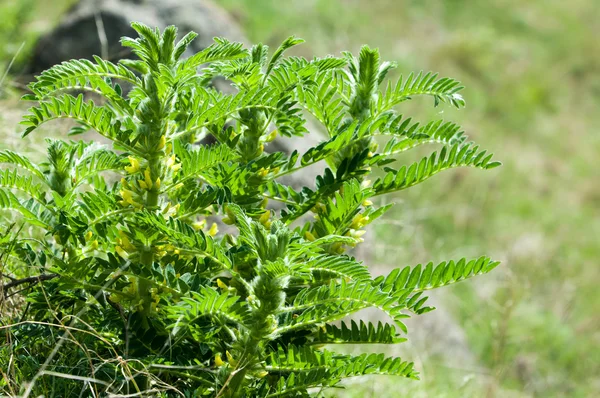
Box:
145;154;160;207
137;247;154;330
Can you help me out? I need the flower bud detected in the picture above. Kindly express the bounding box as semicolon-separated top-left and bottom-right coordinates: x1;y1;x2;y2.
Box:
265;130;277;142
259;211;270;226
349;229;367;239
144;168;153;189
304;230;316;242
157;135;166;150
166;154;176;168
208;222;218;237
256;370;269;378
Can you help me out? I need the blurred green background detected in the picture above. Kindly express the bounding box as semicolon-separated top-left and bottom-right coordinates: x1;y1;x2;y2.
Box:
0;0;598;397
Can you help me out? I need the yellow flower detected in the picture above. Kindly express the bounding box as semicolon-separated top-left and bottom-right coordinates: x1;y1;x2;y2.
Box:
154;177;161;190
350;214;369;229
192;219;206;230
90;240;99;250
119;189;143;208
226;351;238;366
257;168;268;177
215;353;225;367
119;235;136;251
265;130;277;142
85;231;93;241
166;154;176;168
138;179;149;190
362;199;373;207
120;189;136;204
115;246;129;260
166;155;182;172
208;222;218;237
348;229;366;239
217;279;228;289
124;156;140;174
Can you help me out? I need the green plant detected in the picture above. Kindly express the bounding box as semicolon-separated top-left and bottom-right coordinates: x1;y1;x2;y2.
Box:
0;23;500;397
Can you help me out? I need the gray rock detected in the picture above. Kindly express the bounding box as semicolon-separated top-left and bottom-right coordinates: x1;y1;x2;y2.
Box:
28;0;247;74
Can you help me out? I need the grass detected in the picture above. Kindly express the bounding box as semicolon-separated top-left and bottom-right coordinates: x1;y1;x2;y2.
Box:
1;0;599;396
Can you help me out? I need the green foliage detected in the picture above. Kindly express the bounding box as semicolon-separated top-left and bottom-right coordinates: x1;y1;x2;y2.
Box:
0;22;500;396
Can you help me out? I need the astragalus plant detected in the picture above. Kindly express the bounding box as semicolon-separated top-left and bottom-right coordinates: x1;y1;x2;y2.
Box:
0;23;500;397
